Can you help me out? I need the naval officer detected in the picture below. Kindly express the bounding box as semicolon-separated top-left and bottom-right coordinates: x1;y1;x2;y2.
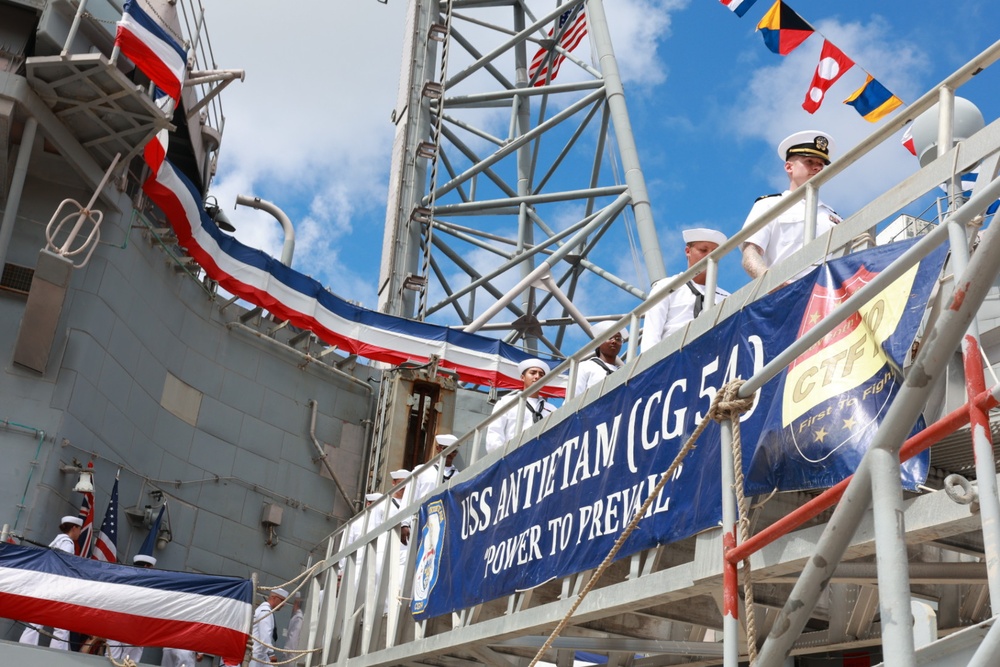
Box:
741;131;843;282
642;228;731;352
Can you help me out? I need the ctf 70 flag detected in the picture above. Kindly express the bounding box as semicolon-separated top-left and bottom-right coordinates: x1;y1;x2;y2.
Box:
115;0;187;102
746;238;947;493
92;477;120;563
528;3;588;87
0;542;252;663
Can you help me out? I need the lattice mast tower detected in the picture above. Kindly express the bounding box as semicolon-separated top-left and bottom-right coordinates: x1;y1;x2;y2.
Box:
377;0;666;358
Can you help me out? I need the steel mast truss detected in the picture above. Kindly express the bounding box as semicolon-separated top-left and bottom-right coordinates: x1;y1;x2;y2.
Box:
377;0;665;358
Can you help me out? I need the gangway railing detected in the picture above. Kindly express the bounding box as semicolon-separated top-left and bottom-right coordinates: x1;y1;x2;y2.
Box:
720;170;1000;666
299;39;1000;667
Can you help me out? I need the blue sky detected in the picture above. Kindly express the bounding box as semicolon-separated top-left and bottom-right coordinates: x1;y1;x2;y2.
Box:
202;0;1000;355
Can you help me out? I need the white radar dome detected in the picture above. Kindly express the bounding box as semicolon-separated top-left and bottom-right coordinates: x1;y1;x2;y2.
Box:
910;97;985;168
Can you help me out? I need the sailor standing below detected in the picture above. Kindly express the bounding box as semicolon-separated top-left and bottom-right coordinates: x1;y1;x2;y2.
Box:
107;512;163;663
338;493;384;582
415;434;461;501
250;587;288;667
387;469;412;556
575;321;627;395
486;359;555;454
19;515;83;650
741;131;842;282
642;228;731;353
384;469;413;613
160;648;204;667
280;595;304;662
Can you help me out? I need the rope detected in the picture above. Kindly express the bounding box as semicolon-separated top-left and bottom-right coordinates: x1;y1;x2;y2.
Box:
527;381;750;667
246;634;321;665
14;622;63;644
418;0;456;320
712;380;758;666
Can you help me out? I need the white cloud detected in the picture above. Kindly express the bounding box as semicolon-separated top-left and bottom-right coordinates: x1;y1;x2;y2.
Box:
604;0;689;87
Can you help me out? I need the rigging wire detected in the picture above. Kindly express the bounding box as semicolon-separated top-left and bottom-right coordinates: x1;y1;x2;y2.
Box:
419;1;456;320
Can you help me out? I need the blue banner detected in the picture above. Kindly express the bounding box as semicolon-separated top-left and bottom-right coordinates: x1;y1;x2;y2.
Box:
411;239;946;618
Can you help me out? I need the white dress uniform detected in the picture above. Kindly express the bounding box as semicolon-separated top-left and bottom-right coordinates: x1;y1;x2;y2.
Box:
414;461;459;501
642;276;731;352
741;191;842;281
338;498;386;586
485;394;554;453
281;607;303;661
250;601;277;667
107;641;143;663
161;647;200;667
574;356;623;395
19;529;77;650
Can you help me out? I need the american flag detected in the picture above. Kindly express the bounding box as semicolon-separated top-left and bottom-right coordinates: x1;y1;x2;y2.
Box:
75;491;95;557
528;4;588;87
92;477;120;563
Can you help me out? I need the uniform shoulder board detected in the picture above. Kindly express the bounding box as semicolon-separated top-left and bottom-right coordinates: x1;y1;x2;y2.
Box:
754;193;781;202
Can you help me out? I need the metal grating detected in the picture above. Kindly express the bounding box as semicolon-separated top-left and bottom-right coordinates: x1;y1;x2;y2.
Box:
26;53;171;172
0;262;34;295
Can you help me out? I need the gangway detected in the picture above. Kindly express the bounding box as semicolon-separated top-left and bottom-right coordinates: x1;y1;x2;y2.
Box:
296;23;1000;667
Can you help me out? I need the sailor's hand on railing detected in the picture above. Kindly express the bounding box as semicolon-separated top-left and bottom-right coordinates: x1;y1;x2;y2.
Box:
740;242;769;280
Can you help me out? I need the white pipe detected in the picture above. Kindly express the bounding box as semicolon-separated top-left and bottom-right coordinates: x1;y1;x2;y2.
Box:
236;194;296;266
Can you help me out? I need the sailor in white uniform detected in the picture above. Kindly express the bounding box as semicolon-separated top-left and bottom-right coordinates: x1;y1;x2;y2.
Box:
19;515;82;650
250;587;288;667
486;359;555;454
415;434;460;501
575;321;627;395
338;493;385;585
160;648;204;667
280;594;304;662
387;469;412;568
741;131;842;282
643;228;731;353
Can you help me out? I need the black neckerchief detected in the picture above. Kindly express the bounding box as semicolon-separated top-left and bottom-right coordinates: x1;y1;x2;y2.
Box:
589;356;616;375
686;281;704;318
525;398;546;423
